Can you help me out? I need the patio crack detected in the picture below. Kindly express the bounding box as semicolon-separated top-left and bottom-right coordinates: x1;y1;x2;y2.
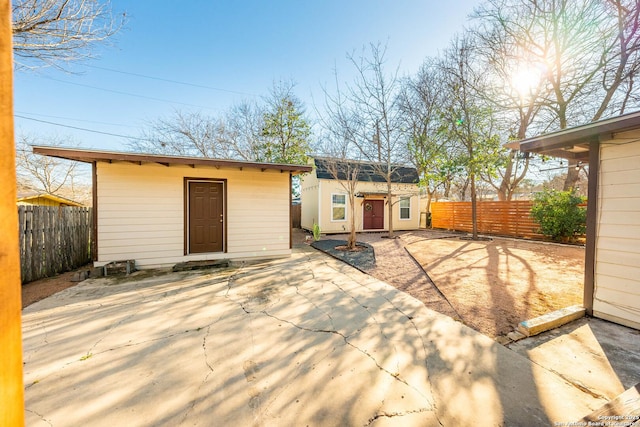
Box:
366;289;444;427
259;309;435;410
524;358;609;401
25;408;53;427
365;407;433;426
180;324;217;425
80;289;151;360
225;255;439;422
323;260;443;426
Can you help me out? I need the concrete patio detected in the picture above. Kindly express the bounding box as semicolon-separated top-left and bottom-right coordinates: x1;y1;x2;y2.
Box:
23;245;609;426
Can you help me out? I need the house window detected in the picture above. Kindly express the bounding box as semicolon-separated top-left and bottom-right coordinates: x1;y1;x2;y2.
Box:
332;194;346;221
399;197;410;220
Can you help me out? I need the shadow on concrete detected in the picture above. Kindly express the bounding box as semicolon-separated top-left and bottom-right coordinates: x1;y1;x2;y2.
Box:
508;316;640;401
22;246;600;425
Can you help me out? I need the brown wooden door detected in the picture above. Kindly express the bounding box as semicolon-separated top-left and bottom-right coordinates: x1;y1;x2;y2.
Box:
189;181;223;253
363;199;384;230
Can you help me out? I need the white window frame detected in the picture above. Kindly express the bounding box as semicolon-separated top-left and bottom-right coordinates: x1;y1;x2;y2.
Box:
399;197;411;220
331;193;347;222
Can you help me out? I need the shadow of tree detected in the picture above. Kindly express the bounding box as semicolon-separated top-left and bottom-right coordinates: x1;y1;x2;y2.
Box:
22;244;596;425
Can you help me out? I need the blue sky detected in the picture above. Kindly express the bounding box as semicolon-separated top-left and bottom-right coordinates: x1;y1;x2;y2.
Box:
14;1;483;152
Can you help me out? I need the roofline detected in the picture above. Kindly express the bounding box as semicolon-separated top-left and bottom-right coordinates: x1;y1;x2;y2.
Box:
17;193;84;207
515;110;640;157
312;155;416;170
32;146;313;174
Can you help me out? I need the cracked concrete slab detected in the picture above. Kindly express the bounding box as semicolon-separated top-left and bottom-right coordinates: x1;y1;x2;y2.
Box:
23;246;604;426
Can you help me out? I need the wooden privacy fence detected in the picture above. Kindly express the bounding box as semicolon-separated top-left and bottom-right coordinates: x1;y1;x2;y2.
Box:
291;204;301;228
431;200;545;240
18;206;93;284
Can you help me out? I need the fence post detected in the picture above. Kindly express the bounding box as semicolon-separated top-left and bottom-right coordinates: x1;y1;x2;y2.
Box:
0;0;25;420
18;206;94;284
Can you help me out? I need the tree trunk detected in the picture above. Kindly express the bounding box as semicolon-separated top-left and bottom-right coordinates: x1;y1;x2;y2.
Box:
471;172;478;240
425;190;433;228
563;163;580;191
347;194;357;249
387;180;394;238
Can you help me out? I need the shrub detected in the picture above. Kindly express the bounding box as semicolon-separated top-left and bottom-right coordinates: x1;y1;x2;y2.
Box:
312;222;321;241
531;189;586;242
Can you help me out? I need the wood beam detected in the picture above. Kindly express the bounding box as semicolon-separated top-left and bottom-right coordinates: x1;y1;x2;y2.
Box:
0;1;25;424
289;173;293;249
92;162;98;262
583;138;600;316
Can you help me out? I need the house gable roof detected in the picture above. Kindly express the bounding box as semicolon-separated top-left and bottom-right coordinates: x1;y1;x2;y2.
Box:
512;110;640;161
32;146;314;175
313;157;419;184
17;192;84;207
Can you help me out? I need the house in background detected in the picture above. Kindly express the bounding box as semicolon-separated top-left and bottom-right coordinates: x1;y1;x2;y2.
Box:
17;192;85;207
516;110;640;330
33;146;312;269
301;157;420;233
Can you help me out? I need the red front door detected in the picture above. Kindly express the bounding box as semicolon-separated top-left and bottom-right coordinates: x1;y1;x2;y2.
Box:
363;199;384;230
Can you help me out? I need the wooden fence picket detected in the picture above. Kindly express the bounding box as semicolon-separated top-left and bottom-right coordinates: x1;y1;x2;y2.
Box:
431;201;549;240
18;206;93;284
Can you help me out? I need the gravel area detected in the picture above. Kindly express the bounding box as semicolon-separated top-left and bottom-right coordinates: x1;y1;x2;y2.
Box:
302;229;462;321
298;229;585;339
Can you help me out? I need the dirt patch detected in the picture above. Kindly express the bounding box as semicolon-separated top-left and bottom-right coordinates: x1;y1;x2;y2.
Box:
314;230;585;339
320;230;462;320
334;244;367;252
21;264;91;309
406;237;584;338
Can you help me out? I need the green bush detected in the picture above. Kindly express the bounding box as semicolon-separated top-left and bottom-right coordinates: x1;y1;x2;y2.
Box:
531;189;586;242
312;222;321;241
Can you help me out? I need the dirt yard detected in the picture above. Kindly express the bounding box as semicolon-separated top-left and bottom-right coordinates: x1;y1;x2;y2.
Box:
21;265;89;308
405;235;585;338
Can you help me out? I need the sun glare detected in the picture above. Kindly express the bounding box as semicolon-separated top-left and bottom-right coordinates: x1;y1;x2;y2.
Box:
511;66;542;100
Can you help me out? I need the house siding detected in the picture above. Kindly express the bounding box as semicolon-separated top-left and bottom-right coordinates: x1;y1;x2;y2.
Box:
594;135;640;329
315;179;420;233
96;162;291;268
300;169;319;231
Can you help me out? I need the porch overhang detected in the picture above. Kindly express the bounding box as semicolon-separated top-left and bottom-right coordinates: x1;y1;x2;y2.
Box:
509;110;640;162
356;192;388;198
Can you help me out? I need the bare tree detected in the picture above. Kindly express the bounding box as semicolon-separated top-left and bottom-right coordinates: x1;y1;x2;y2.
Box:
12;0;125;70
132;110;228;158
474;0;640;190
397;59;465;213
133;82;312;165
16;134;90;199
220;101;264;161
339;43;408;238
471;8;554;200
317;156;361;249
438;35;503;239
316;72;363;249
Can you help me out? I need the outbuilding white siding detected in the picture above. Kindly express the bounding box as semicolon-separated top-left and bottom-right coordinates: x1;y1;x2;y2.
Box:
97;161;291;268
594;133;640;329
300;168;320;231
311;179;420;233
301;171;420;234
